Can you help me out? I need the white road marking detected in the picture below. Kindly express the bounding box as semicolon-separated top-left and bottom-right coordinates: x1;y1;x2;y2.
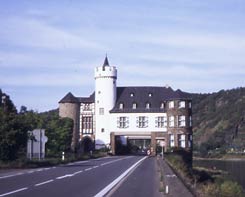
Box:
0;187;28;196
94;156;148;197
100;157;130;166
35;179;54;186
56;174;74;179
72;170;83;175
93;165;99;169
67;160;89;166
85;168;92;171
0;174;16;179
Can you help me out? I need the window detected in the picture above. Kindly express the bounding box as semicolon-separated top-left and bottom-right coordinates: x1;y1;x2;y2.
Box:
84;104;91;111
146;102;150;109
169;134;175;147
189;101;192;109
169;116;175;127
189;116;192;127
178;134;186;148
101;128;104;133
160;102;165;109
99;108;104;115
82;116;93;134
137;116;148;128
117;117;129;128
178;101;185;108
156;116;167;127
119;103;124;109
132;103;137;109
148;93;152;97
178;115;186;127
130;93;134;97
169;101;174;108
188;134;192;148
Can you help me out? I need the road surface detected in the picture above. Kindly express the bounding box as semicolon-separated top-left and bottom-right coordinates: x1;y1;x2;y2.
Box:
0;156;161;197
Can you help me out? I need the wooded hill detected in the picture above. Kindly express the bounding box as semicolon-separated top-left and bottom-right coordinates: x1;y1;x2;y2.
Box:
191;87;245;154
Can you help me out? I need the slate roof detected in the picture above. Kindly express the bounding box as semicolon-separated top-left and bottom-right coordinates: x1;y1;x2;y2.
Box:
59;92;78;103
110;86;191;113
59;92;95;103
102;56;110;70
59;86;191;113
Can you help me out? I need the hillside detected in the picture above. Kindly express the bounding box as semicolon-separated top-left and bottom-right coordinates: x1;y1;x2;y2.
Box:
192;87;245;154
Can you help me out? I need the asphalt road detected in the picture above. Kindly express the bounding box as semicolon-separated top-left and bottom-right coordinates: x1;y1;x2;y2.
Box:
0;156;160;197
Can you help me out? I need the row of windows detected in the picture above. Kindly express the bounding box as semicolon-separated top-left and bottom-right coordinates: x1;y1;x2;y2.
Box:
169;134;192;148
118;101;191;110
117;116;192;128
169;101;192;109
81;116;93;134
169;115;192;127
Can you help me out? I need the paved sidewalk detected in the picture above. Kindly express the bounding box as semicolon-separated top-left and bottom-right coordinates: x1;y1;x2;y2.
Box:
158;157;193;197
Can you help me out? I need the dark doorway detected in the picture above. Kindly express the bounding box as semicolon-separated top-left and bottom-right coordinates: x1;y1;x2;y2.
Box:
128;139;151;155
81;137;94;153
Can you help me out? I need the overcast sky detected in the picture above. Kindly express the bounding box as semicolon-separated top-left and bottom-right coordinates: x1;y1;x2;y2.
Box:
0;0;245;112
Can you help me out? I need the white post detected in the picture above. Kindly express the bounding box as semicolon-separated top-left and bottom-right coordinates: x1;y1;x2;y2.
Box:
162;145;163;159
165;185;169;194
62;152;65;161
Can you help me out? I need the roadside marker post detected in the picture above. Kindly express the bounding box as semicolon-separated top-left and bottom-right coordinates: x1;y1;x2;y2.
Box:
62;152;65;161
166;185;169;194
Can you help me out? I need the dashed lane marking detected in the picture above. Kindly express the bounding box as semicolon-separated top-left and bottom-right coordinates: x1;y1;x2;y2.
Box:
0;187;28;197
56;174;74;179
35;179;54;186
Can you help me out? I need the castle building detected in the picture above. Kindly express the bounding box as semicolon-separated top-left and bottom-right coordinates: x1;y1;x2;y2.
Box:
59;57;192;155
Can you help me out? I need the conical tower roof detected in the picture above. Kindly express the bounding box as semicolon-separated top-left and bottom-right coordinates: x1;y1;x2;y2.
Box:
102;56;110;70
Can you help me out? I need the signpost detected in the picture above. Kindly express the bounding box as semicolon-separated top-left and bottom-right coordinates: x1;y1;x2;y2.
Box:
160;141;165;159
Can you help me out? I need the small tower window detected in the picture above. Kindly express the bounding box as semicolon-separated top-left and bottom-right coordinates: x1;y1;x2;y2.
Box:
178;101;185;108
132;103;137;109
146;103;150;109
169;101;174;108
119;103;124;109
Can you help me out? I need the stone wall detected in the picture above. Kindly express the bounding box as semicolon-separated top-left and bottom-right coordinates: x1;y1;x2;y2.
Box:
59;103;80;151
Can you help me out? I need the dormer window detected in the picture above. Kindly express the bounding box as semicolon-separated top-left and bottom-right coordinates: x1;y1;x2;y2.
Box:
169;101;174;108
130;93;134;97
178;101;185;108
160;102;165;109
146;103;150;109
148;93;152;97
119;103;124;109
132;103;137;109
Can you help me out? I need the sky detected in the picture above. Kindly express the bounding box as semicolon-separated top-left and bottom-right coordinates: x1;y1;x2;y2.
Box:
0;0;245;112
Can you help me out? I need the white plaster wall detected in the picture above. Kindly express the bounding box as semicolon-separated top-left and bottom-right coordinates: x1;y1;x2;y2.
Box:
109;113;168;133
94;112;167;148
94;66;117;147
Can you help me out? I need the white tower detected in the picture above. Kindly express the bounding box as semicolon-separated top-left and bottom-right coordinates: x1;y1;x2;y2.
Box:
94;56;117;148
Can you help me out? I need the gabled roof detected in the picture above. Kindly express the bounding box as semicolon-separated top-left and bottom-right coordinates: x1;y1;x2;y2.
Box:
110;86;191;113
59;92;95;104
59;92;78;103
78;92;95;103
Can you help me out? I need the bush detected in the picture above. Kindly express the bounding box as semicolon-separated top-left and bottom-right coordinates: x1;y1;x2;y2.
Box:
220;180;243;197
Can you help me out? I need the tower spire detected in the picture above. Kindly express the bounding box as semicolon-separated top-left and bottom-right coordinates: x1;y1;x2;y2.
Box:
102;55;110;70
